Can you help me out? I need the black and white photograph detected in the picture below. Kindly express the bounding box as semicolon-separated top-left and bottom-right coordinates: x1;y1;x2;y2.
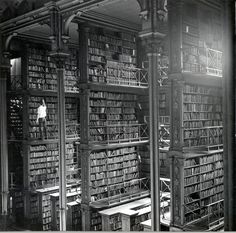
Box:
0;0;235;231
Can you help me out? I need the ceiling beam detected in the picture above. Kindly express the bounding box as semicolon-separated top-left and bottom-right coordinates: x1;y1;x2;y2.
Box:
0;0;118;35
75;10;141;32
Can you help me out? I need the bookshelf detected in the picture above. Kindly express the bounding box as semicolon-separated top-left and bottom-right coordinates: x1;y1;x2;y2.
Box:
169;150;224;229
67;200;82;231
89;146;143;202
7;96;23;140
79;24;149;231
50;189;81;230
7;41;81;230
182;83;223;149
168;0;223;230
27;46;79;92
127;205;151;231
90;208;103;231
10;188;24;225
99;197;151;231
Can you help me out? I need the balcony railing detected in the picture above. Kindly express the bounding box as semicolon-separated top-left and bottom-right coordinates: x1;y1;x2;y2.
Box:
160;178;171;219
206;48;222;77
207;199;224;230
183;126;223;149
66;123;80;139
89;123;149;144
107;66;148;87
10;75;23;90
182;46;222;77
89;65;148;87
107;177;150;205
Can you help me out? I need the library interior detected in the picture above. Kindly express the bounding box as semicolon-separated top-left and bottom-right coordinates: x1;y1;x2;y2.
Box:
0;0;235;231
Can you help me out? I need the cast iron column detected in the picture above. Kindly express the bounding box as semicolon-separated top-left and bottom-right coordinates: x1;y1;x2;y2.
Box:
222;0;236;230
147;39;161;231
138;0;166;230
56;58;67;231
0;38;10;229
47;1;70;230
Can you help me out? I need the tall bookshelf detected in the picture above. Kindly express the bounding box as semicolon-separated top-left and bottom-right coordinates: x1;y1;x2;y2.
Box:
7;40;80;230
79;24;150;230
168;0;223;230
50;188;81;230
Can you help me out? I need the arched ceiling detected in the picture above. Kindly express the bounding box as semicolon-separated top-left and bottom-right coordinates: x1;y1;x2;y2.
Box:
12;0;141;43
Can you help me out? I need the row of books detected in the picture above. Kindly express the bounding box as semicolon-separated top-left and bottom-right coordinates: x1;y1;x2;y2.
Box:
183;121;222;128
90;91;137;100
201;184;224;199
183;112;222;120
183;103;222;112
183;84;222;95
183;94;222;103
110;214;122;230
184;137;223;147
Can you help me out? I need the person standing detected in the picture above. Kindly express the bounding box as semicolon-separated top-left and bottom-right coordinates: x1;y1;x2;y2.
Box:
36;99;47;140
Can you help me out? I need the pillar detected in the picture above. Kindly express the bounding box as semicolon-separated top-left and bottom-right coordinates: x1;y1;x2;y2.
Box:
147;38;161;231
0;38;10;229
47;1;70;230
78;23;91;231
56;57;67;231
222;0;236;230
138;0;167;230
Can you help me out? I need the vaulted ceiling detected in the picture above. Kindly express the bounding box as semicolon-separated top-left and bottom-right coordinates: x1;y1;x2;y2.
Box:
0;0;141;25
2;0;141;44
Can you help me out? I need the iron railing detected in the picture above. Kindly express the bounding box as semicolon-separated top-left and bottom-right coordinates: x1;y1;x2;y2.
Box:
89;65;148;87
160;178;171;219
182;46;222;77
207;199;224;230
90;123;149;144
66;123;80;139
10;75;23;90
107;177;150;205
184;126;223;148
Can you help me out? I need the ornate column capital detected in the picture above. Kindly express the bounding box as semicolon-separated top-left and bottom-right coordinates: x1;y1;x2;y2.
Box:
47;1;70;57
50;52;69;69
141;36;164;55
137;0;167;22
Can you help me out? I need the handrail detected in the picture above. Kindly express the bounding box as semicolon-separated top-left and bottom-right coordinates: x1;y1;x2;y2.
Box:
184;126;223;147
107;177;150;205
182;46;222;77
66;123;80;138
89;123;149;143
206;199;224;230
89;65;149;87
10;75;23;90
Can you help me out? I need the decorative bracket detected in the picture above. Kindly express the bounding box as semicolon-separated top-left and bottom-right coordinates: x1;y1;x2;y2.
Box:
4;32;18;52
46;1;70;66
64;10;83;36
0;32;17;70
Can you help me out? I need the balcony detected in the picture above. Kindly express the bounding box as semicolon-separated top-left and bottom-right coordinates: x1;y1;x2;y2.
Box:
89;123;149;144
89;65;148;87
207;199;224;230
182;46;222;77
66;123;80;139
90;178;150;207
183;126;223;149
9;75;23;90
